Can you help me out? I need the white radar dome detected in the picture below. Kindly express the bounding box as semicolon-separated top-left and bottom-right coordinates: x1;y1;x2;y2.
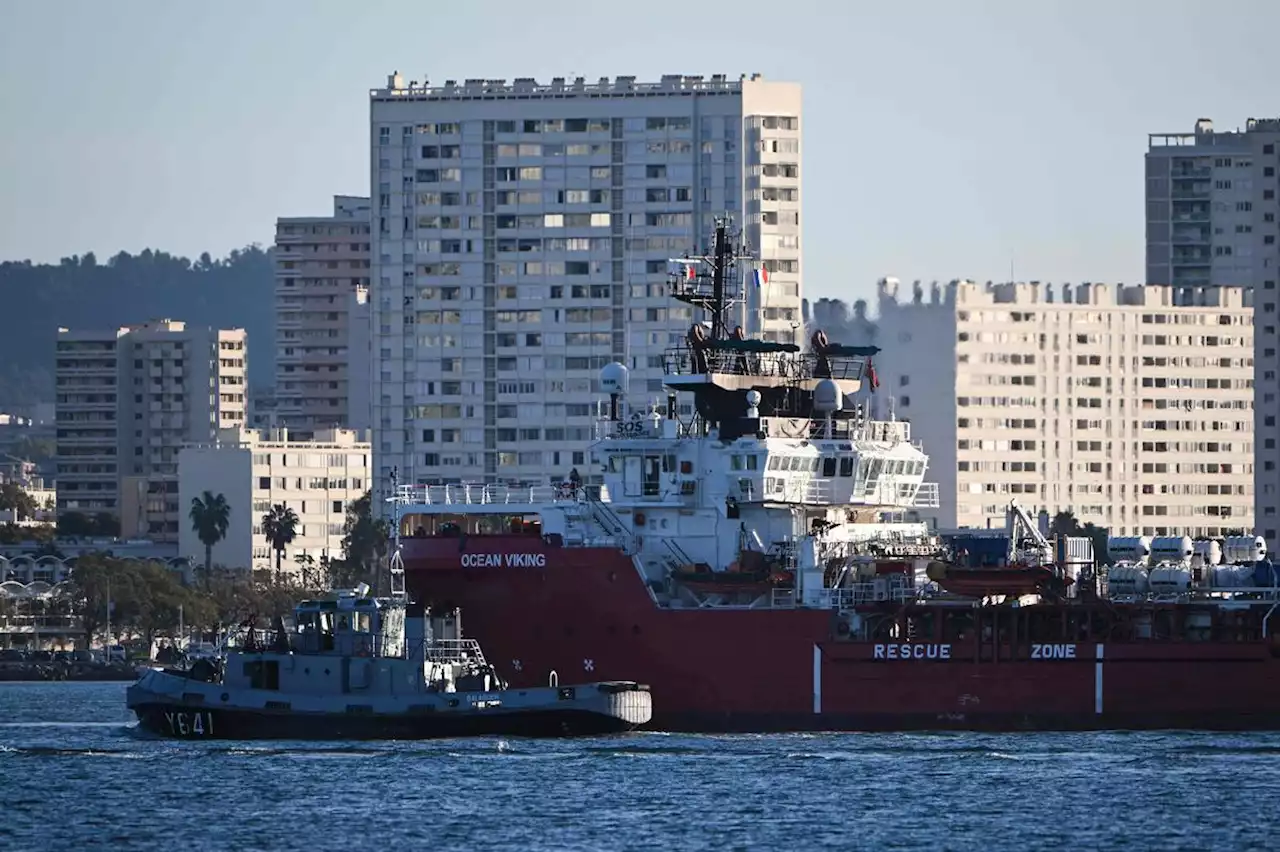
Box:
813;379;843;413
599;362;629;395
745;390;762;407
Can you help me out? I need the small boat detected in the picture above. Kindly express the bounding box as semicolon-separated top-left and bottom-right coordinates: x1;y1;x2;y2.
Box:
126;585;651;739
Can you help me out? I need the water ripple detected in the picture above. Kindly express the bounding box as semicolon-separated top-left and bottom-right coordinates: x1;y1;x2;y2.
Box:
0;682;1277;851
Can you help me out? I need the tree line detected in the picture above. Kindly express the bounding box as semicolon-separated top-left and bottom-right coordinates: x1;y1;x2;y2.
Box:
187;489;389;586
0;489;391;652
0;245;275;412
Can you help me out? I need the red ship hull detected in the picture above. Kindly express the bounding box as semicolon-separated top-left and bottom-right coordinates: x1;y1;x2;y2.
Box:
404;537;1280;731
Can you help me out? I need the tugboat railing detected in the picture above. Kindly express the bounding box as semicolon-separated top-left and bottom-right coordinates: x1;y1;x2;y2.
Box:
421;638;487;664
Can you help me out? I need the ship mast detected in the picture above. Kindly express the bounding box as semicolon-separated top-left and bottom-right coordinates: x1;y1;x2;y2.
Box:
670;216;755;340
388;466;406;603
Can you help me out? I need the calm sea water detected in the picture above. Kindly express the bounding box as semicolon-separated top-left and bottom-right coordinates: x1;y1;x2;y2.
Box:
1;682;1277;851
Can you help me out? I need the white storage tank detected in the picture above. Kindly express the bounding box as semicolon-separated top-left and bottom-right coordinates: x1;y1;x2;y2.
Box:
1150;536;1194;565
1222;535;1267;565
1107;562;1150;596
1148;561;1192;594
1107;536;1152;566
1209;565;1255;589
1193;539;1223;567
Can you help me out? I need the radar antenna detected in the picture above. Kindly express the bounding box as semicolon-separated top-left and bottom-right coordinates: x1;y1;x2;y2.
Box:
668;216;756;340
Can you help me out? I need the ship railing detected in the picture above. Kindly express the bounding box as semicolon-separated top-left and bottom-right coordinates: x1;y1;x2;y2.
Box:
422;638;487;664
1104;588;1280;604
912;482;940;509
736;477;935;510
768;582;914;611
582;491;639;555
662;344;796;379
395;483;578;507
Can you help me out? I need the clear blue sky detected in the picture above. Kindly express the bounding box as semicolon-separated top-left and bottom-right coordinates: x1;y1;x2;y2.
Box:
1;0;1275;303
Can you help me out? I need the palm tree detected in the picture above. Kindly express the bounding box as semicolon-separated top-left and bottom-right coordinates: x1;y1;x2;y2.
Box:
189;491;231;587
261;504;299;583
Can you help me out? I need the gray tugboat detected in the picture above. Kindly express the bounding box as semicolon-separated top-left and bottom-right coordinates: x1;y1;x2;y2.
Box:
127;471;651;739
126;586;652;739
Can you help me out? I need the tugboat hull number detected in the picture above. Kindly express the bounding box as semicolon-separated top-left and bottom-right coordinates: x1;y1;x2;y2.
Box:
163;710;214;737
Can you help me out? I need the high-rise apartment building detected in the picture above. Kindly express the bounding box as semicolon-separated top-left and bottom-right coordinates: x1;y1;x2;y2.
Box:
55;320;247;538
274;195;373;438
1146;118;1280;545
875;279;1254;537
367;72;803;500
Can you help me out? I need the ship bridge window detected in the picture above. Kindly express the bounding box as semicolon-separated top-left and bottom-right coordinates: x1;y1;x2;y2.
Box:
768;456;783;471
746;454;759;471
822;456;837;477
838;457;854;477
862;459;884;495
337;612;373;634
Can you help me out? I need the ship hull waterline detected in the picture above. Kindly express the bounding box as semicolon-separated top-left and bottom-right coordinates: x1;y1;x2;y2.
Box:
404;538;1280;733
129;700;644;740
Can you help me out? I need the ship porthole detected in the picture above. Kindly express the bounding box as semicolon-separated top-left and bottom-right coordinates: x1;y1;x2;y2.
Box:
632;625;641;635
220;693;229;702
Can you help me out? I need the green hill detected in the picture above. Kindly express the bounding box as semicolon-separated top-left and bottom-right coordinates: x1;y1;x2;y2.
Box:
0;246;274;412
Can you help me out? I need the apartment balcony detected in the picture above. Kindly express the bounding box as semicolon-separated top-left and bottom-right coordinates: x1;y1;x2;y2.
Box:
55;434;117;447
1171;166;1211;179
1171;228;1211;245
1170;180;1211;200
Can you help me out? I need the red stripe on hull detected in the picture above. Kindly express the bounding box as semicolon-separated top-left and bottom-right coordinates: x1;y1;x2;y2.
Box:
404;538;1280;732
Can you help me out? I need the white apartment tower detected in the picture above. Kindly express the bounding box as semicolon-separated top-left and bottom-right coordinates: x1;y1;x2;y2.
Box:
875;279;1254;537
274;195;373;438
368;72;803;500
1146;118;1280;544
55;320;247;538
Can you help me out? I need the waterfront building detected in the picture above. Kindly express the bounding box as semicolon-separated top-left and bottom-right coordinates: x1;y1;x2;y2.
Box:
55;320;247;539
367;72;804;499
1146;117;1280;543
274;195;373;437
177;426;370;574
875;278;1254;536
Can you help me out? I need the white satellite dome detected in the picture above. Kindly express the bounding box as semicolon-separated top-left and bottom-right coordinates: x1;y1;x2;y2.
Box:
599;362;629;395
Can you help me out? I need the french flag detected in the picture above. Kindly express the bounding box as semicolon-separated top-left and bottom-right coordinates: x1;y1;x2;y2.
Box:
752;265;769;288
